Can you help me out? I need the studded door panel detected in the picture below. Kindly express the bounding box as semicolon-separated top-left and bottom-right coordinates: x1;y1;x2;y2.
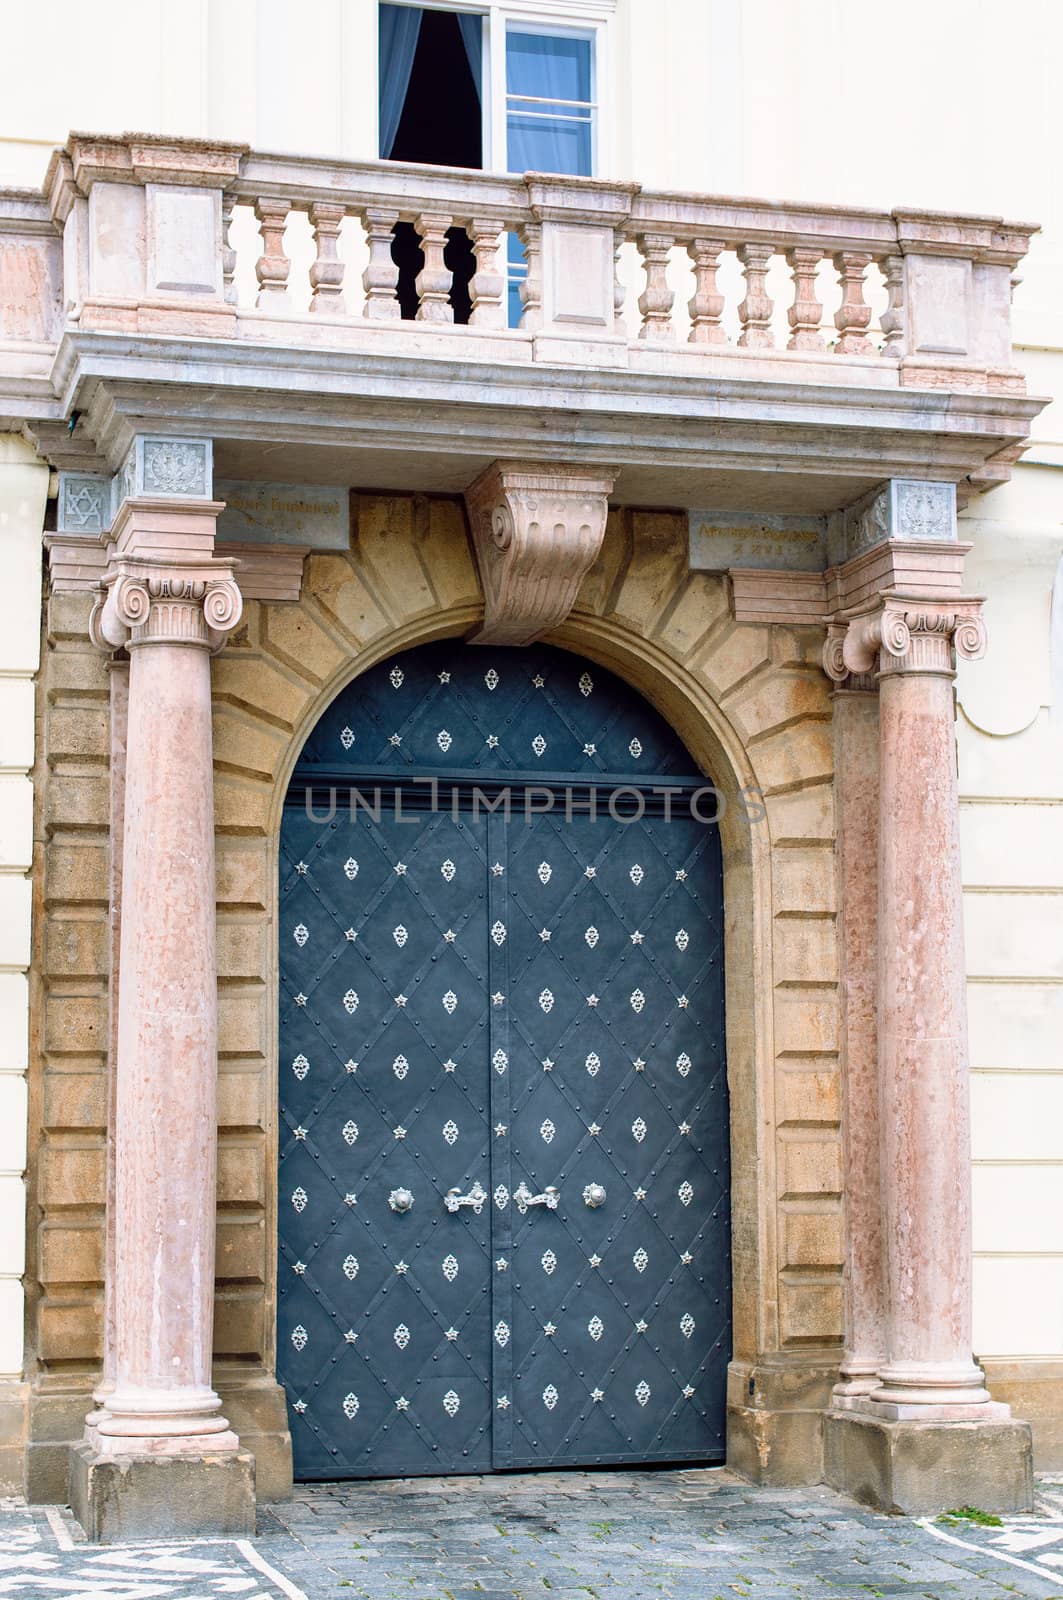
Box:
279;642;730;1479
279;804;494;1479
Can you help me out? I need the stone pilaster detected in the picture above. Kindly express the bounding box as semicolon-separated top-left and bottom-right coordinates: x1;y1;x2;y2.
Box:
71;458;255;1541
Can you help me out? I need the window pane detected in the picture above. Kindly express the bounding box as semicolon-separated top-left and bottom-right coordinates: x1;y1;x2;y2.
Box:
507;114;592;178
506;31;591;107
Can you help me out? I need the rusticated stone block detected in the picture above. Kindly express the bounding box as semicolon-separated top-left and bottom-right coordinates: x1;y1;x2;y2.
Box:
217;1070;264;1129
216;920;266;980
263;600;348;685
47;593;94;641
38;1298;100;1362
45;706;109;761
43;992;105;1057
43;918;108;979
211;653;307;727
692;619;771;696
217;1142;264;1205
772;846;836;914
779;1136;842;1199
39;1223;103;1284
307;551;390;645
70;1443;255;1541
42;1072;106;1131
213;1290;265;1358
211;706;287;781
213;775;271;835
44;844;108;906
779;1278;843;1344
43;646;109;695
773;916;838;986
654;573;729;659
773;988;839;1056
606;512;688;635
215;1218;266;1282
217;988;265;1057
44;775;109;830
783;1210;843;1269
748;721;833;792
216;843;268;910
38;1143;105;1207
422;497;480;611
765;783;833;843
354;495;434;617
777;1066;840;1125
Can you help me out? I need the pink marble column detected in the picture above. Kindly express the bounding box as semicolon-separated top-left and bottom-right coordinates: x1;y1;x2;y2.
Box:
824;653;886;1399
87;540;242;1452
843;598;1001;1417
87;655;128;1423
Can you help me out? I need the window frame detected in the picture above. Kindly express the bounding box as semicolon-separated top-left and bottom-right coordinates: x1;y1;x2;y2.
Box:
377;0;614;177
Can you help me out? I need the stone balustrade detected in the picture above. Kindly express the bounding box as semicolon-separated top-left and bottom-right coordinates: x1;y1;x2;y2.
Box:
0;133;1036;405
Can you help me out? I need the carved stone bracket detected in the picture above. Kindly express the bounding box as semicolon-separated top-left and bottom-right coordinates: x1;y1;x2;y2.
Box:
823;595;986;683
464;461;618;646
90;556;243;655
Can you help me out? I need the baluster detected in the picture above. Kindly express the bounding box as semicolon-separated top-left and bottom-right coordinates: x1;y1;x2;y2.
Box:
637;231;676;341
309;202;347;316
833;251;873;354
517;220;543;332
687;237;727;345
468;217;506;330
221;193;237;306
362;207;401;320
253;197;291;309
737;242;774;348
879;253;905;358
415;211;455;324
614;236;628;335
785;246;825;350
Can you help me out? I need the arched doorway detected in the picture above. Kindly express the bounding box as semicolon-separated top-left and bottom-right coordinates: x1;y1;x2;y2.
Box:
277;640;731;1479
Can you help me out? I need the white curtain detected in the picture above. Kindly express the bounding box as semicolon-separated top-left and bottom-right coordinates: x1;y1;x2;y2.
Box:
456;14;482;100
379;4;424;158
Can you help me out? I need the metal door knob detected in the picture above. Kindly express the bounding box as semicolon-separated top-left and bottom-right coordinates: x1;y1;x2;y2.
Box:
514;1182;560;1214
582;1182;607;1208
388;1187;415;1213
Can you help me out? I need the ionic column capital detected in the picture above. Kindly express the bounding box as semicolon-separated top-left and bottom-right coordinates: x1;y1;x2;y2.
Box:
90;555;242;653
823;595;986;683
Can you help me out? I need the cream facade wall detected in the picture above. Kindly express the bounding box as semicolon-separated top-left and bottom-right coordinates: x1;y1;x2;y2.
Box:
0;0;1060;1440
0;437;47;1481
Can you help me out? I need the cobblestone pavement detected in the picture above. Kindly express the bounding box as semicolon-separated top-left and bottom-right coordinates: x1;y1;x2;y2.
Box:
4;1474;1063;1600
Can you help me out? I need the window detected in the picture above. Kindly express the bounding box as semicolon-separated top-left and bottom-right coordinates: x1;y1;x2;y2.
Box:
504;27;594;324
378;5;601;325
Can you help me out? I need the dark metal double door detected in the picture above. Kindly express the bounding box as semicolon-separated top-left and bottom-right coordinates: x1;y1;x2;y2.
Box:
279;785;730;1480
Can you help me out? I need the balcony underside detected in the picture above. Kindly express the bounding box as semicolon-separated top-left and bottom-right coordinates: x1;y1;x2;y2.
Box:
29;327;1042;517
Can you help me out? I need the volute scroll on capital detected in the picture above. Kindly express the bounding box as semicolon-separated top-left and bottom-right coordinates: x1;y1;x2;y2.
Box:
822;596;987;683
89;558;243;654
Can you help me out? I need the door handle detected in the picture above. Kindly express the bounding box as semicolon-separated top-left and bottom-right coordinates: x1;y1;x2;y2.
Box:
514;1182;559;1214
444;1180;487;1215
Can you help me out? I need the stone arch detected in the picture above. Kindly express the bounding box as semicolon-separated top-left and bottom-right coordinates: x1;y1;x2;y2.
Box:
207;494;838;1488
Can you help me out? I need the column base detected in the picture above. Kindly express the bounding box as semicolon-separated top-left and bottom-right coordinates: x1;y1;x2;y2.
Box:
69;1442;255;1543
824;1408;1033;1514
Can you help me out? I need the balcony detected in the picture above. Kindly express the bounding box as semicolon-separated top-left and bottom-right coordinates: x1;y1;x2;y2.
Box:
0;131;1044;513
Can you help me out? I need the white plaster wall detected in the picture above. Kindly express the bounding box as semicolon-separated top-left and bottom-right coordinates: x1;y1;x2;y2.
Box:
0;0;1060;1366
0;438;47;1386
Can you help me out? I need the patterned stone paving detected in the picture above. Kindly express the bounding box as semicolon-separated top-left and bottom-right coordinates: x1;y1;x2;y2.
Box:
4;1474;1063;1599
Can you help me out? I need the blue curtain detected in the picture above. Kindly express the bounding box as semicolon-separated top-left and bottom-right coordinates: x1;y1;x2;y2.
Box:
456;14;482;100
379;4;424;158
